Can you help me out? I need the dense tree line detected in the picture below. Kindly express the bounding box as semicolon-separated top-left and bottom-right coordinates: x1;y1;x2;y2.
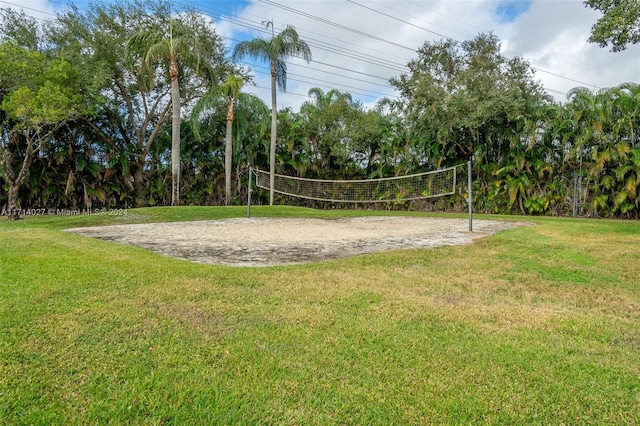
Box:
1;1;639;219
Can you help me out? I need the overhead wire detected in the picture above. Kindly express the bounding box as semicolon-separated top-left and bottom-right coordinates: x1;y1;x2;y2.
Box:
249;63;394;99
253;0;597;99
398;0;602;94
0;0;56;17
347;0;450;40
257;0;416;52
222;36;398;100
5;0;397;101
3;0;616;103
176;0;404;98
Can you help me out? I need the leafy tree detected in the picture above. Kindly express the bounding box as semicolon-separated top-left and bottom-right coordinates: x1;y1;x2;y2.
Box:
1;8;112;214
233;21;312;205
128;17;216;206
349;107;396;177
0;42;94;219
585;0;640;51
610;83;640;148
363;99;414;178
391;33;548;168
177;119;222;206
192;74;247;205
230;94;271;177
54;0;228;207
276;107;309;178
300;88;361;177
565;84;640;216
0;8;39;50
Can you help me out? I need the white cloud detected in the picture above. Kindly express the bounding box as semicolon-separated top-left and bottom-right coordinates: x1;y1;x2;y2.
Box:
10;0;639;108
222;0;639;109
496;0;640;99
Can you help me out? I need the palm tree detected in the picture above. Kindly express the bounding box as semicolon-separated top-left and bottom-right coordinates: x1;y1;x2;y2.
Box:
230;94;271;179
611;83;640;149
127;18;212;206
232;21;312;205
300;88;356;175
223;75;244;206
192;74;244;205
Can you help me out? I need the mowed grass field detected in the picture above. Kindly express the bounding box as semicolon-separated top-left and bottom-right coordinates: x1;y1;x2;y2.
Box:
1;206;639;424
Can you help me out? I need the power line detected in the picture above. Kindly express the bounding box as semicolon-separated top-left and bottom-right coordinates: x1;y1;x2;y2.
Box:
530;66;599;89
247;62;397;99
9;0;398;103
248;84;310;100
346;0;601;91
4;0;614;104
305;40;406;73
405;0;485;36
248;0;602;99
0;0;56;17
82;0;596;99
400;0;602;91
182;2;407;96
206;7;408;73
347;0;450;41
257;0;416;52
184;2;405;100
225;34;393;82
223;35;398;98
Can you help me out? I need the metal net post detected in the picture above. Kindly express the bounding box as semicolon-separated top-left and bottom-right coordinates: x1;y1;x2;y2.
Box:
468;160;473;232
247;168;252;218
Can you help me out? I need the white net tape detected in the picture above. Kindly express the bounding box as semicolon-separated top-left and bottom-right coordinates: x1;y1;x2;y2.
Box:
252;165;461;203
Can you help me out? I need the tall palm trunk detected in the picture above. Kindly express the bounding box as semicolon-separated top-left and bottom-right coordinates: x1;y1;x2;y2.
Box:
225;96;234;206
232;22;312;206
170;58;181;206
269;57;277;206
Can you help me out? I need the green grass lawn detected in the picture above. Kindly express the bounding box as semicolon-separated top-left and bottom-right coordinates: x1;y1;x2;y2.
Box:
1;207;639;424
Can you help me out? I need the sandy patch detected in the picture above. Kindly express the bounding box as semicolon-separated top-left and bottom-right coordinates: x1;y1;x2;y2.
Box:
66;216;525;267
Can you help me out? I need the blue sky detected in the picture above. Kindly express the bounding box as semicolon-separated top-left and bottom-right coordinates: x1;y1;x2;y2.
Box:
495;0;531;23
6;0;640;111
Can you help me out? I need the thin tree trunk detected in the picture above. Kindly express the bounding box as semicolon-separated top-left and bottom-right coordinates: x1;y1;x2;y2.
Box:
225;97;234;206
270;58;277;206
1;135;35;220
6;182;21;221
4;168;27;221
170;59;181;206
